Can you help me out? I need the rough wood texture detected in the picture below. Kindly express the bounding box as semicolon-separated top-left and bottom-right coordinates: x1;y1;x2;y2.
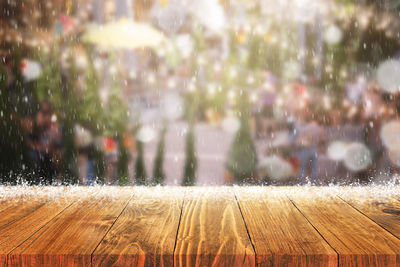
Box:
1;186;400;267
92;187;184;267
288;187;400;267
235;187;337;267
8;187;132;266
174;187;255;267
0;187;68;228
0;187;72;266
338;187;400;240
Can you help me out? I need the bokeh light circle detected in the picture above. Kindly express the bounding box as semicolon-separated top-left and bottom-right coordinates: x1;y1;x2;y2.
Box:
376;59;400;93
324;25;343;45
136;126;156;143
388;149;400;167
23;60;42;81
161;93;183;121
221;116;240;133
343;142;372;171
327;141;349;161
380;120;400;149
258;155;293;181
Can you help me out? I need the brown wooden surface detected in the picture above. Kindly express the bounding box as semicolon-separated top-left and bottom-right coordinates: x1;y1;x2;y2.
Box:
235;187;336;267
1;186;400;267
288;187;400;267
92;187;184;267
0;187;67;226
8;187;132;266
174;187;255;267
338;187;400;241
0;187;72;266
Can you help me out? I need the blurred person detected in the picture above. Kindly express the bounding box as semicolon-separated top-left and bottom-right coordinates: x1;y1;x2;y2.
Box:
104;136;118;185
315;112;338;184
77;145;96;185
295;111;324;185
26;101;61;184
74;124;96;185
325;109;343;141
344;105;365;142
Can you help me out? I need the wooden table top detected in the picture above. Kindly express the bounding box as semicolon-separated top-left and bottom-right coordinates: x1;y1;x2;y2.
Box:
0;186;400;267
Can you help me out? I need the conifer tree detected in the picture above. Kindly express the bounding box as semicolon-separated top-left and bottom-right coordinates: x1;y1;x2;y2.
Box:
135;139;147;185
0;59;30;183
226;94;258;184
182;104;197;186
153;124;167;185
117;135;129;185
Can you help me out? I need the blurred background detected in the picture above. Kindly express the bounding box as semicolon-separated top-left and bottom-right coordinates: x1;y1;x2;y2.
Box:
1;0;400;185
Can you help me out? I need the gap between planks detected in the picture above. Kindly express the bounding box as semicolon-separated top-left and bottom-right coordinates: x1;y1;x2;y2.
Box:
4;187;82;266
337;193;400;243
89;192;135;266
2;187;400;267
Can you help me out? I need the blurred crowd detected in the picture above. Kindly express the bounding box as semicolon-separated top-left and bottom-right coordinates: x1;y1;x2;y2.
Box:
254;81;400;185
20;100;124;185
2;0;400;185
17;80;400;186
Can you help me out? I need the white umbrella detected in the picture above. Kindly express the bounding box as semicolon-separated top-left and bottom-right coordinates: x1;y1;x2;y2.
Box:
83;19;167;49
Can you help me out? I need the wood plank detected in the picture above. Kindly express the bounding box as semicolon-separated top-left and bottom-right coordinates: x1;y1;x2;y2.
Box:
288;187;400;267
0;186;68;226
8;187;133;266
92;187;184;267
235;187;337;267
338;187;400;241
0;186;72;266
174;187;255;267
0;187;38;213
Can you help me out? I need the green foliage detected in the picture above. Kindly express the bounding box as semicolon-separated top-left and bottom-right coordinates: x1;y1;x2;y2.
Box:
0;56;31;183
106;81;129;187
93;146;105;183
60;60;80;184
226;95;258;183
36;51;80;183
35;49;63;107
152;125;167;185
182;122;197;186
0;65;7;111
104;82;128;136
80;54;104;135
81;52;107;183
192;23;207;52
117;135;129;185
61;123;78;184
247;35;267;70
134;139;147;185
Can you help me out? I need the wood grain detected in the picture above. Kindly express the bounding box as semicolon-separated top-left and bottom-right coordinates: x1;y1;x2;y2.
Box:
2;186;400;267
338;187;400;240
174;187;255;267
0;187;71;266
235;187;337;267
8;187;133;266
92;187;184;267
288;187;400;267
0;187;68;228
